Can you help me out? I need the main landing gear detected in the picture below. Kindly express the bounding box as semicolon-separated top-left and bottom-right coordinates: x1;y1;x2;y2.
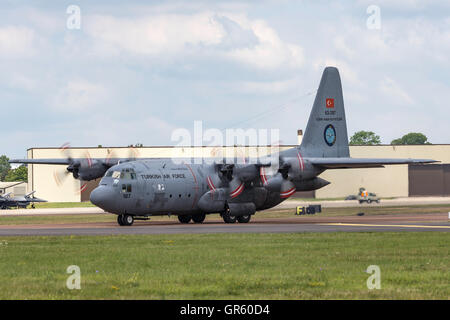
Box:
222;211;251;224
117;214;134;226
177;213;206;224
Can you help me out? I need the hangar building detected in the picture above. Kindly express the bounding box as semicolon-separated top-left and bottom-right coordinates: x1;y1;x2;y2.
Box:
25;143;450;202
0;181;28;197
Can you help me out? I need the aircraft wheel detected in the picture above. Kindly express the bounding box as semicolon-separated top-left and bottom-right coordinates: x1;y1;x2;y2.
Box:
222;211;236;224
123;214;134;226
367;199;372;204
237;215;251;223
178;215;192;224
117;215;125;226
192;214;206;223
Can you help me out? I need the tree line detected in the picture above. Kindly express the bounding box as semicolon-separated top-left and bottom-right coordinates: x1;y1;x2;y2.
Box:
0;155;28;182
349;131;431;146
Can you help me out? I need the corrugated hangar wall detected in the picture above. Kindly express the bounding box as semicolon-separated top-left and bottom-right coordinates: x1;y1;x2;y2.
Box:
27;145;450;202
409;164;450;196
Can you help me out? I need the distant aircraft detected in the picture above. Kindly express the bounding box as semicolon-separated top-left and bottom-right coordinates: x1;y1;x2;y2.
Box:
10;67;437;225
0;191;47;209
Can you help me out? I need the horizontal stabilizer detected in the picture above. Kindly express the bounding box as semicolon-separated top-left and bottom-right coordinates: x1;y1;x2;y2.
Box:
309;157;439;169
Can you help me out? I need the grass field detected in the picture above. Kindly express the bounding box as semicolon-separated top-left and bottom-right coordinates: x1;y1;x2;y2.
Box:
31;202;96;209
0;232;448;299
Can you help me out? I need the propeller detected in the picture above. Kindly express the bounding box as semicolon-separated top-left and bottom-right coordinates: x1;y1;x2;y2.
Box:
259;151;305;199
52;144;144;195
220;164;245;199
206;162;260;199
52;143;93;195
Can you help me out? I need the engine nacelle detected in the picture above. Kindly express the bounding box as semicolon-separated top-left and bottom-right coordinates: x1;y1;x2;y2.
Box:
198;189;227;213
293;177;330;191
70;159;108;181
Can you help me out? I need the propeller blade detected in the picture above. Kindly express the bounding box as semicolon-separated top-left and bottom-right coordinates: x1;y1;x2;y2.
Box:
206;174;221;192
279;179;296;199
84;151;93;168
261;165;297;199
78;180;89;195
127;146;140;161
53;168;70;187
208;164;245;199
229;176;244;199
105;149;117;166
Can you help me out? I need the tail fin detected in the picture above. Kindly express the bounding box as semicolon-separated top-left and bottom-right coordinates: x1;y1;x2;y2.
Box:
25;191;36;198
300;67;349;158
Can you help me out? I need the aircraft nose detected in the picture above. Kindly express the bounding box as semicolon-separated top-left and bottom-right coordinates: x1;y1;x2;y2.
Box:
90;186;113;209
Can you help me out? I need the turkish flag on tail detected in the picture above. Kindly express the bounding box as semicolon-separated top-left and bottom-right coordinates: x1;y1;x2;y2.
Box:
326;98;334;108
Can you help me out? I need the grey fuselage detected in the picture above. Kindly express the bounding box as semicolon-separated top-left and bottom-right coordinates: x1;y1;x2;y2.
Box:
90;148;327;217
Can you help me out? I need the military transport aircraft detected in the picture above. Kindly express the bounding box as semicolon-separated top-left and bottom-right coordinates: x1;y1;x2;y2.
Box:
0;191;47;209
10;67;437;225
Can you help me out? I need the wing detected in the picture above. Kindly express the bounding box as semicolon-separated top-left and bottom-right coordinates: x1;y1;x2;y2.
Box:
309;157;438;169
9;158;71;165
8;157;162;166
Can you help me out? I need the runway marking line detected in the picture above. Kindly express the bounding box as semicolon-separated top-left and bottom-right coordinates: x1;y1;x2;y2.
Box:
319;223;450;229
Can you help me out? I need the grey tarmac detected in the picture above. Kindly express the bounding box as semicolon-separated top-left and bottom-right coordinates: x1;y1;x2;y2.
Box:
0;213;448;236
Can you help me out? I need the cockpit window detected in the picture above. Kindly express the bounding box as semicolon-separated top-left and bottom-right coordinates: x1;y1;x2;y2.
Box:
120;168;136;180
112;171;121;178
105;170;121;178
105;168;135;179
120;172;136;180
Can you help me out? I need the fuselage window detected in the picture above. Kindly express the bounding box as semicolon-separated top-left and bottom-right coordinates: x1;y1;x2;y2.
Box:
122;184;132;193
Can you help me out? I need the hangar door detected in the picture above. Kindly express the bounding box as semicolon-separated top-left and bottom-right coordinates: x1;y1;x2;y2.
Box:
81;179;101;202
408;164;450;196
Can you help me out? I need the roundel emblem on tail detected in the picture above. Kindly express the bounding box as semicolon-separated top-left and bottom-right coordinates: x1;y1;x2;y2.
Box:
324;124;336;146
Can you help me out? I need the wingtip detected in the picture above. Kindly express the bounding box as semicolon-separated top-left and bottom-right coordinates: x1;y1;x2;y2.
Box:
415;159;440;164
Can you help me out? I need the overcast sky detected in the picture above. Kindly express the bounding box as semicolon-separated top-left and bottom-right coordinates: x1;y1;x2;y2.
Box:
1;0;449;159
